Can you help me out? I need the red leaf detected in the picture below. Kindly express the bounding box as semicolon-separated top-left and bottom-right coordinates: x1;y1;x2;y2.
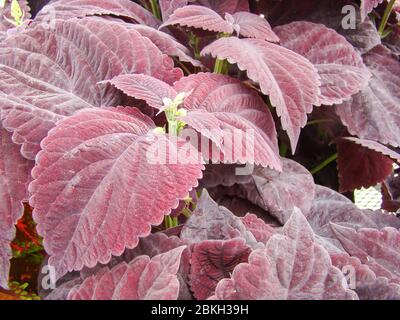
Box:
337;138;395;192
181;190;257;247
34;0;160;28
241;213;277;244
159;0;188;21
174;73;281;169
201;37;321;151
68;246;186;300
189;238;250;299
160;5;234;33
212;209;357;300
274;21;371;105
232;11;279;42
0;18;182;160
336;45;400;148
212;158;315;224
29;107;203;279
331;224;400;285
0;126;33;289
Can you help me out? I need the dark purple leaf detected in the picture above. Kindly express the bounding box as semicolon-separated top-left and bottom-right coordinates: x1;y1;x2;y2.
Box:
189;238;250;299
336;45;400;148
194;0;249;15
274;21;371;106
212;209;357;300
181;190;257;247
241;213;277;244
68;246;186;300
336;138;395;192
29;107;203;279
201;37;321;151
331;223;400;284
211;158;315;224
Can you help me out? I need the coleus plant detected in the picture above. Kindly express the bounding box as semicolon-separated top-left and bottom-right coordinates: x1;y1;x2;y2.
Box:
0;0;400;300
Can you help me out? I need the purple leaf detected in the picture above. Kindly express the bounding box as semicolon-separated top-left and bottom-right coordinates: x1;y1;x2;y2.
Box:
189;238;250;300
174;73;281;169
194;0;249;15
160;5;234;33
159;0;188;21
331;252;400;300
274;21;371;106
241;213;277;244
355;277;400;300
336;45;400;148
360;0;384;21
308;185;389;250
0;126;33;289
212;158;315;224
161;5;278;41
68;246;186;300
331;224;400;284
336;138;396;192
0;18;182;160
34;0;160;28
124;24;202;66
201;37;321;151
212;209;357;300
181;190;257;247
29;107;204;279
232;11;279;42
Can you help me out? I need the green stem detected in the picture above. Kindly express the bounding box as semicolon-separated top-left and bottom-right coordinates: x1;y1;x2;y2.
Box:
306;119;333;126
310;153;338;175
149;0;161;20
214;58;229;74
378;0;396;37
279;143;288;157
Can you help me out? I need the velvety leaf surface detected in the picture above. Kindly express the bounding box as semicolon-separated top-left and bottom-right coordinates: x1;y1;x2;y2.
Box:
174;73;281;169
355;277;400;300
124;24;202;66
181;190;257;247
241;213;277;244
29;107;204;279
0;126;33;289
331;224;400;284
0;18;181;160
214;158;315;224
336;45;400;148
189;238;250;299
201;37;321;151
330;252;400;300
212;209;357;300
274;21;371;105
161;5;234;33
231;11;279;41
159;0;188;21
34;0;160;28
109;74;178;110
308;185;390;250
68;246;186;300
